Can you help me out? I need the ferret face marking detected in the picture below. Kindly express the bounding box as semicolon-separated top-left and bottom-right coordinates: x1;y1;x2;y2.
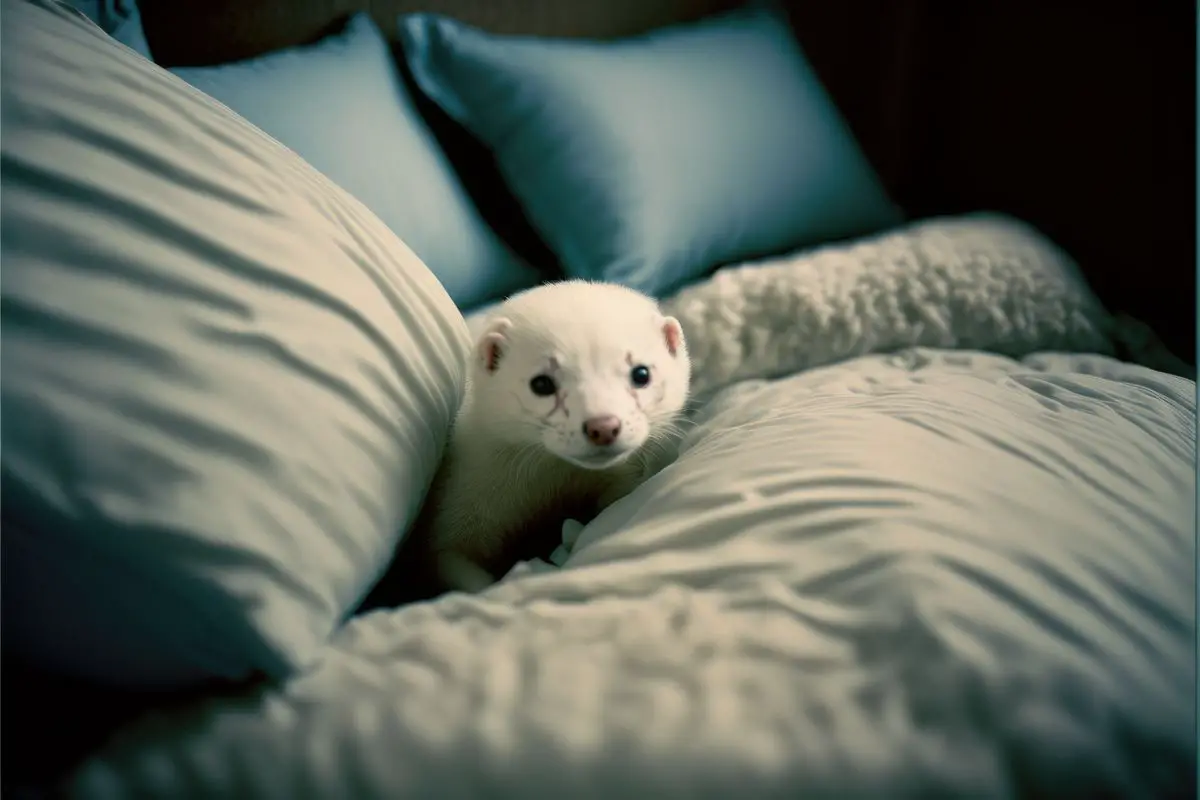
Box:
472;281;690;471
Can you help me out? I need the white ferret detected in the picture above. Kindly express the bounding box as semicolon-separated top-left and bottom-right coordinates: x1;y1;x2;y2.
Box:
362;279;691;607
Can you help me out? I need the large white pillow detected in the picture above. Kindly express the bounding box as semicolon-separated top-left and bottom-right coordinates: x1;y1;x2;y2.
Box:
1;0;470;688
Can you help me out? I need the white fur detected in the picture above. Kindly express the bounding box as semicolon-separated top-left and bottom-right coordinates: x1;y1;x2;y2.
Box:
412;280;691;595
467;280;689;469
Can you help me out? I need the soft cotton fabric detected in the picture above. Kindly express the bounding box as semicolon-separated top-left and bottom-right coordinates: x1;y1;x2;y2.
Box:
400;6;901;297
62;350;1196;799
1;0;470;689
172;12;541;309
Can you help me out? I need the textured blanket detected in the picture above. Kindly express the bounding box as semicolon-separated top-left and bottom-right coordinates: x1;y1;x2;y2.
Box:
67;348;1195;799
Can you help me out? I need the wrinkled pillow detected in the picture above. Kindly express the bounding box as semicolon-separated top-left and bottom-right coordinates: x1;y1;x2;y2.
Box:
1;0;469;689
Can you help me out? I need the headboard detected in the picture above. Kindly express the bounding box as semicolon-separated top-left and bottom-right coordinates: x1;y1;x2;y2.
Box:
137;0;1197;364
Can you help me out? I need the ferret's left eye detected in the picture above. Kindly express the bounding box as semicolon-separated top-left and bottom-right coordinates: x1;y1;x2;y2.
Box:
630;365;652;388
529;374;558;396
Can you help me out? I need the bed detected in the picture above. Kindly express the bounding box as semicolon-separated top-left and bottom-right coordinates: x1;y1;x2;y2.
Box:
2;1;1195;798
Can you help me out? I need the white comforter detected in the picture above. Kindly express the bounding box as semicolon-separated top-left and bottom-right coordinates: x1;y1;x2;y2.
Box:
67;349;1196;800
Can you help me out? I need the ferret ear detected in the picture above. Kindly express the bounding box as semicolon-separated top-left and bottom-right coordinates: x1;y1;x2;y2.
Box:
661;316;685;358
476;317;512;373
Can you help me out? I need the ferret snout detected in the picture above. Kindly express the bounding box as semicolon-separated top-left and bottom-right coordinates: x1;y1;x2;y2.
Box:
583;415;622;447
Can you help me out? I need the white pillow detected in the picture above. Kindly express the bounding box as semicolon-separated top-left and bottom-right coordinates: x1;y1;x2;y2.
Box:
1;0;469;688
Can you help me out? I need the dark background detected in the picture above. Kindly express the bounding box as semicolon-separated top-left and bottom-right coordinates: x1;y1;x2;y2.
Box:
788;1;1197;365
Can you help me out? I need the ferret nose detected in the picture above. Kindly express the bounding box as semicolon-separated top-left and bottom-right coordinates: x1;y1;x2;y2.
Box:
583;415;621;447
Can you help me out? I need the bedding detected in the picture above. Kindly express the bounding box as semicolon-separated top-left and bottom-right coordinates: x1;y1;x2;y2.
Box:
400;5;901;297
1;0;469;689
169;12;541;309
62;348;1196;799
6;2;1194;797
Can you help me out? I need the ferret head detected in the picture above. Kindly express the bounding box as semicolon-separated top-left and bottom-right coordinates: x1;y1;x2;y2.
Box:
468;280;691;471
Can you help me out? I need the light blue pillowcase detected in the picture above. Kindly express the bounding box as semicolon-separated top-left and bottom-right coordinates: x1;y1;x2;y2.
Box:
108;1;151;58
172;12;540;310
67;0;152;58
399;5;903;297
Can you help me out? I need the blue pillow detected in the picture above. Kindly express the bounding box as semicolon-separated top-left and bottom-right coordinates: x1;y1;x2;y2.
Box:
172;13;540;309
67;0;152;58
399;6;903;297
108;1;151;58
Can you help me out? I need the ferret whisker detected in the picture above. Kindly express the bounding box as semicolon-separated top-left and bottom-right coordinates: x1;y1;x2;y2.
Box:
508;442;547;486
646;421;687;444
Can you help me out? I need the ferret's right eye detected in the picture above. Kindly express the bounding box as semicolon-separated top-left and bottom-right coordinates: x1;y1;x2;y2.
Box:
529;375;558;397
